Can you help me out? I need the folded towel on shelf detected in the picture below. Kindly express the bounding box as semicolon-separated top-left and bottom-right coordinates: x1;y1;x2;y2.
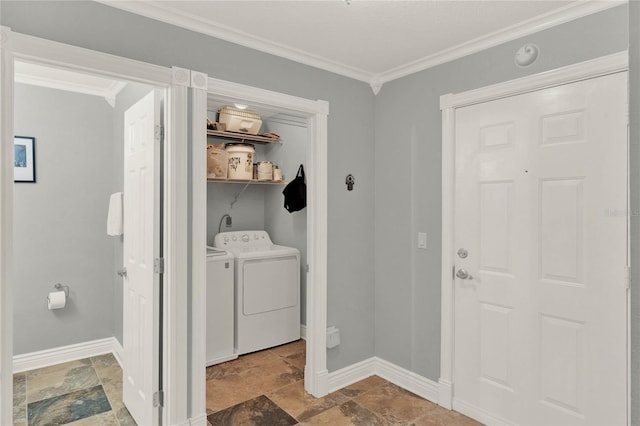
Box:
107;192;123;236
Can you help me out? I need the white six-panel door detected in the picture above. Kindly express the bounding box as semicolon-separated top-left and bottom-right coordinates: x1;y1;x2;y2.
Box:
453;72;627;425
122;90;161;426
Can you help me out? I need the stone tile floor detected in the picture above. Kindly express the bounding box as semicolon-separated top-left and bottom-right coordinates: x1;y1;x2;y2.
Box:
12;340;481;425
13;354;136;426
206;340;482;425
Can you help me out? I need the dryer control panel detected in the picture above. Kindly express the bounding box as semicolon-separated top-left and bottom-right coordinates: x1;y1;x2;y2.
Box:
214;230;273;249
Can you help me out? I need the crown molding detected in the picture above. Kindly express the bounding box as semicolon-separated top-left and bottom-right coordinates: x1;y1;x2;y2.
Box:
376;0;625;86
14;70;126;107
97;0;625;95
96;0;374;84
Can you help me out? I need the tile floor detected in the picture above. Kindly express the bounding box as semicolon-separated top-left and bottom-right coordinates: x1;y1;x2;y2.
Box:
206;340;482;426
12;340;481;425
13;353;136;426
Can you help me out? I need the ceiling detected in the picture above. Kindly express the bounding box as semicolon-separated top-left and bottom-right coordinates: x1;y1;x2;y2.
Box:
101;0;621;92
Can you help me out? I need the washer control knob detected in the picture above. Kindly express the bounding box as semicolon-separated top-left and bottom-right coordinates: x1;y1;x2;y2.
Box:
224;236;229;243
242;234;250;242
254;234;259;240
232;236;237;241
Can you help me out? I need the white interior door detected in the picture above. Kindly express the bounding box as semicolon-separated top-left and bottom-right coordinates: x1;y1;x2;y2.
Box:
453;72;628;425
122;90;162;426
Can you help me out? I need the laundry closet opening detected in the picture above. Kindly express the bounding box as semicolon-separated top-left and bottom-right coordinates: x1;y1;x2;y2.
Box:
203;93;310;413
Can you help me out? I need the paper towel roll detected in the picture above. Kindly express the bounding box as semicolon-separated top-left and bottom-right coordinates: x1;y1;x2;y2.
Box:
47;290;66;310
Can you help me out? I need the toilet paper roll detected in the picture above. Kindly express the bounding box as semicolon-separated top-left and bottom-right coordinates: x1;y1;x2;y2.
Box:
47;290;66;310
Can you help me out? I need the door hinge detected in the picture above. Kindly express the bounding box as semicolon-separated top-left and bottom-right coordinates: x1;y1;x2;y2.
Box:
153;390;164;408
154;257;165;274
625;266;631;290
155;125;164;142
306;264;310;273
452;265;456;279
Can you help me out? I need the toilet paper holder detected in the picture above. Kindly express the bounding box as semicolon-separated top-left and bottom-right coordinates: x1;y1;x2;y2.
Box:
53;283;69;297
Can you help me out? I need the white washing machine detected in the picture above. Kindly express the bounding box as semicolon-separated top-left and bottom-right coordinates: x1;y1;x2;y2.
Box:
206;247;237;366
214;231;300;355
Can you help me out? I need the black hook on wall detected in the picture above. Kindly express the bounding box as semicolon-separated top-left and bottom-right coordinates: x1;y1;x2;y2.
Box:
346;174;355;191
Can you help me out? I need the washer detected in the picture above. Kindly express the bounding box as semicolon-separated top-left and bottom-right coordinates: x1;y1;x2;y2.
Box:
214;230;300;355
206;247;237;366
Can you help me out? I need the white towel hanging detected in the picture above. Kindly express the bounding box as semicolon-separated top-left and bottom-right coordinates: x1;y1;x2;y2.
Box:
107;192;123;236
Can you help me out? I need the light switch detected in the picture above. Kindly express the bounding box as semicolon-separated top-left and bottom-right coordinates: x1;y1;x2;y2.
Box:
418;232;427;249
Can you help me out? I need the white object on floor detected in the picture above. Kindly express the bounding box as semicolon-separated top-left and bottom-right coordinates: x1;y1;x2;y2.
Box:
206;247;237;366
107;192;123;236
214;230;300;355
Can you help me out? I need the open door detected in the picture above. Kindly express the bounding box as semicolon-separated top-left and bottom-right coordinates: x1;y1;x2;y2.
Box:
122;90;162;426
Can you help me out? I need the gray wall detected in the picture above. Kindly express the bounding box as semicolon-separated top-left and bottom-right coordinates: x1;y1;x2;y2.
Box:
374;5;629;381
13;83;116;354
629;2;639;424
1;0;377;371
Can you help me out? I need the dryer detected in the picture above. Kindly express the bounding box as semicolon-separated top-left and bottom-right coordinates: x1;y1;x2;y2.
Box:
214;230;300;355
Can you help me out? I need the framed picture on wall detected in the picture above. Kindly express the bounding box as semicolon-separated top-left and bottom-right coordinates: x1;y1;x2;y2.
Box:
14;136;36;183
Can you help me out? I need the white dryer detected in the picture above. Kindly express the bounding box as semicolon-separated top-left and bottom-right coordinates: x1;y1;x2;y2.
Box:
214;230;300;355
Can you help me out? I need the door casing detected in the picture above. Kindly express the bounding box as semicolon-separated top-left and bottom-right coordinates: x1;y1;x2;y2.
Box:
0;27;189;426
438;51;630;424
189;75;330;421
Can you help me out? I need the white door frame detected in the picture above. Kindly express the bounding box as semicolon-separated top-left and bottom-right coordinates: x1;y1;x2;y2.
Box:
188;76;329;421
438;51;629;416
0;27;190;426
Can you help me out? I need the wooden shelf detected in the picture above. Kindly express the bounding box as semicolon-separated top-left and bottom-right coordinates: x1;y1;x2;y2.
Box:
207;178;287;185
206;129;280;144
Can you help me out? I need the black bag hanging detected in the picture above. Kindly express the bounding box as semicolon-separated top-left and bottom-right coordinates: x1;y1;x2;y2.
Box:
282;164;307;213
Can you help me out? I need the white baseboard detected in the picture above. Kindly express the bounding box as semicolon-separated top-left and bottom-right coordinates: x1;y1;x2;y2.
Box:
112;338;124;368
438;378;453;409
188;414;208;426
327;357;377;393
327;356;438;404
454;398;513;426
13;337;123;373
374;357;439;403
300;324;307;340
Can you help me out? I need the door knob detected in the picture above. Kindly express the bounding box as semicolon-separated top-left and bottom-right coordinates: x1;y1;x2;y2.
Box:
456;268;472;280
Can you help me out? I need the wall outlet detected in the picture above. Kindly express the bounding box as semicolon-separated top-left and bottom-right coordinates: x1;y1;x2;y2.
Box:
326;326;340;349
418;232;427;249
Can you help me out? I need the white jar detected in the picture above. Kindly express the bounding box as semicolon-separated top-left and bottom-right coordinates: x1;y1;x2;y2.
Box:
257;161;273;181
273;167;282;182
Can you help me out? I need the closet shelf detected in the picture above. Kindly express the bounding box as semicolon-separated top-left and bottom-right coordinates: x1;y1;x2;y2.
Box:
207;129;281;145
207;178;287;185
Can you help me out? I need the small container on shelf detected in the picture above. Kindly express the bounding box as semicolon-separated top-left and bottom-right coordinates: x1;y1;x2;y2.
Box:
273;165;282;182
257;161;273;181
226;143;255;180
207;144;228;179
218;106;262;135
